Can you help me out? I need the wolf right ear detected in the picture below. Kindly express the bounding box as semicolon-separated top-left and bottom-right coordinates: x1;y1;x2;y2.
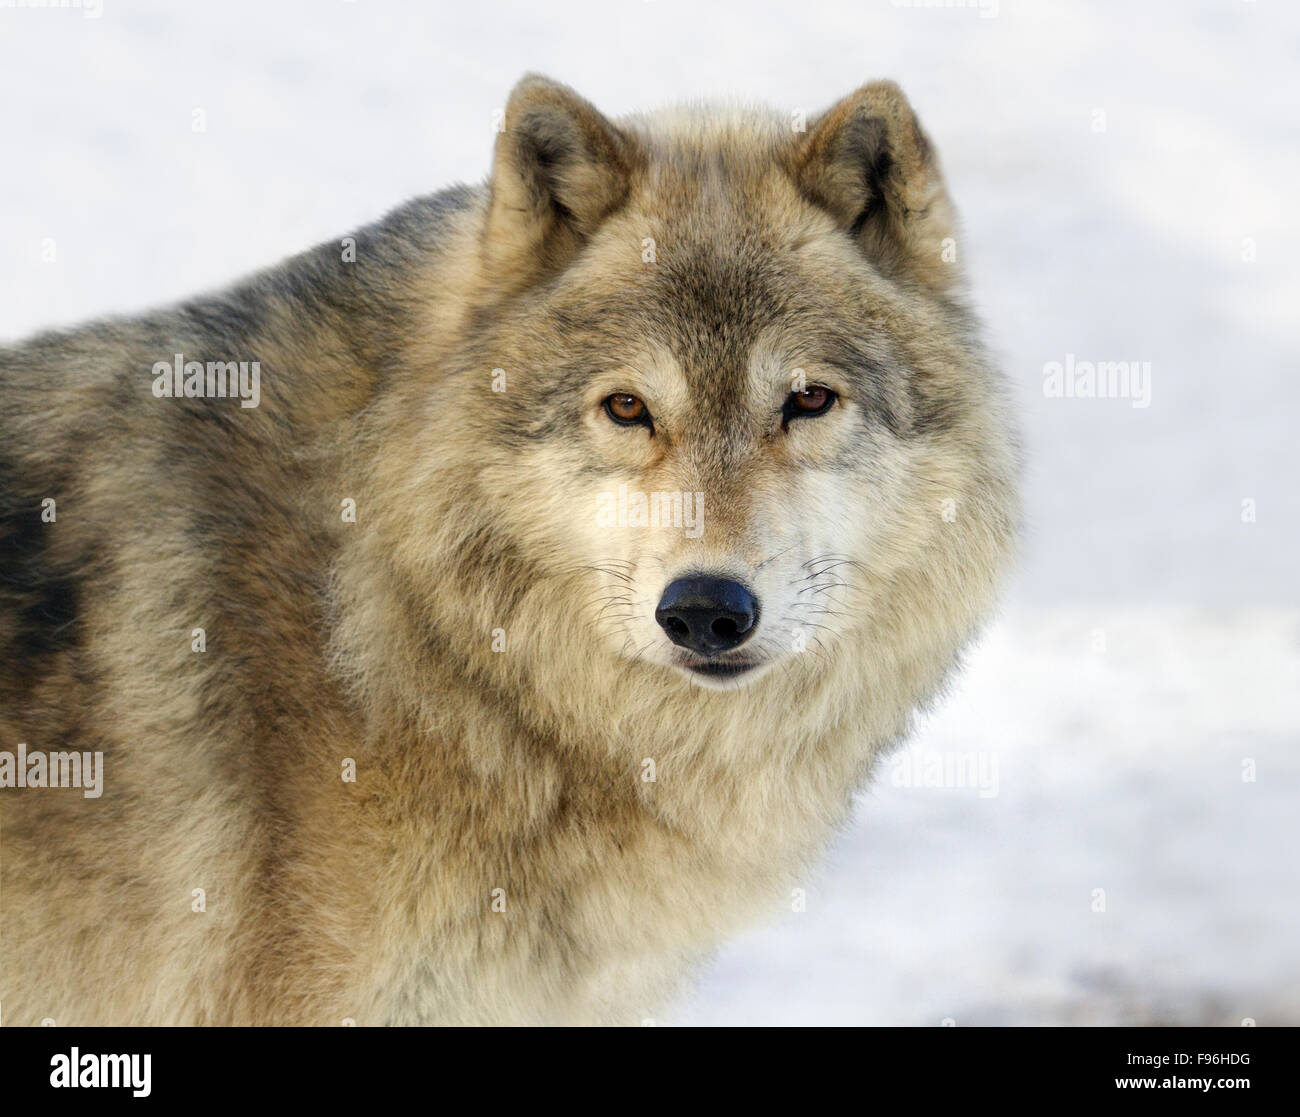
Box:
791;81;958;292
482;75;641;291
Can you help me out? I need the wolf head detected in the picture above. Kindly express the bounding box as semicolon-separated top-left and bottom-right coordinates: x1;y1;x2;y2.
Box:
350;76;1017;731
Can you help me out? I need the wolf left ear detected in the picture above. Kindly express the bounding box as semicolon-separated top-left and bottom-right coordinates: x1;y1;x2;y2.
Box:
791;81;958;292
483;75;641;291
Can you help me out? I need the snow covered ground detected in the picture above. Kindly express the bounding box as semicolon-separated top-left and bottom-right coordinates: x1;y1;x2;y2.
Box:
2;0;1296;1024
680;608;1300;1025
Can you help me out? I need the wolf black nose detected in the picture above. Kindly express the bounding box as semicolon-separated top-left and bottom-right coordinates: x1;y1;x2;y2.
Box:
655;576;758;656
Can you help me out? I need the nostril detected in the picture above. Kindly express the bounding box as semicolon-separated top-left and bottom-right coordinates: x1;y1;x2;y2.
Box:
664;616;689;639
710;617;738;640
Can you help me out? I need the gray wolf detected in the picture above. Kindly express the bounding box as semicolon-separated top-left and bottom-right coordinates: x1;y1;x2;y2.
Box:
0;74;1018;1024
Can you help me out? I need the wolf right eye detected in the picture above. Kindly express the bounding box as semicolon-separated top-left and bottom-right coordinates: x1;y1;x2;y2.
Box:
603;393;652;428
782;386;837;422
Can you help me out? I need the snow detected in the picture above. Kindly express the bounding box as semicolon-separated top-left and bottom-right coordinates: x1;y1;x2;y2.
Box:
2;0;1296;1024
680;608;1300;1025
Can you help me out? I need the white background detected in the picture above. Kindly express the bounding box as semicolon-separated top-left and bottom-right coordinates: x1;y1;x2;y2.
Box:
2;0;1296;1024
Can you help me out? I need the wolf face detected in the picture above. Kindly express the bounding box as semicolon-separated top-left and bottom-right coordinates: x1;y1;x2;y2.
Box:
427;78;1017;695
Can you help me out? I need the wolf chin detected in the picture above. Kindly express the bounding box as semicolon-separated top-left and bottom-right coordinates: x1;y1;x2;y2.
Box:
0;75;1018;1025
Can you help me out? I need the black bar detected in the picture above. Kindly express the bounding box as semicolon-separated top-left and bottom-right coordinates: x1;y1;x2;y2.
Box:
0;1025;1288;1103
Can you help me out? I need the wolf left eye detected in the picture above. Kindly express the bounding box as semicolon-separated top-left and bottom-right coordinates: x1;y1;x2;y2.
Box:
783;386;837;422
603;393;652;428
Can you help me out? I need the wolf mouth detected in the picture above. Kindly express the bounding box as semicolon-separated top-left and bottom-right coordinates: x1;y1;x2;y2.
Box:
685;659;760;678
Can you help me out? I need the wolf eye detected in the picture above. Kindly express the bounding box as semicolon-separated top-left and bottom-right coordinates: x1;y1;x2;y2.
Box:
783;386;837;422
603;393;652;427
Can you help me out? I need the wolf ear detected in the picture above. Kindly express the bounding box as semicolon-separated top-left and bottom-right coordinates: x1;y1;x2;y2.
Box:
483;75;640;290
792;81;957;292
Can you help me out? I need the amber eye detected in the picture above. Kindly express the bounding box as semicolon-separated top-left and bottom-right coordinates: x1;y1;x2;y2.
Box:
603;393;651;427
783;386;837;422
